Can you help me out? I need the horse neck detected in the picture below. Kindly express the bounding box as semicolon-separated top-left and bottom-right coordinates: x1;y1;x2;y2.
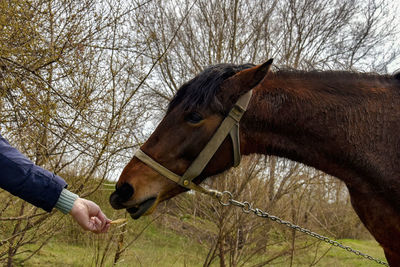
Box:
237;71;400;259
240;71;400;190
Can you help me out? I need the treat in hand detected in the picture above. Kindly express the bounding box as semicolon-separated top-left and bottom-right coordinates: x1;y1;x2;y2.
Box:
110;218;127;225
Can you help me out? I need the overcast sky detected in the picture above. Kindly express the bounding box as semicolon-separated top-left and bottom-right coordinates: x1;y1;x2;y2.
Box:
387;1;400;73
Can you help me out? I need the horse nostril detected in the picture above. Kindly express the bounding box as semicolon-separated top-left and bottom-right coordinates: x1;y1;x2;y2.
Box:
109;183;135;209
116;183;134;202
109;192;125;209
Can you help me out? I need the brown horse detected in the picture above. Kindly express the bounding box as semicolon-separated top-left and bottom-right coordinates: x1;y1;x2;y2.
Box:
110;60;400;265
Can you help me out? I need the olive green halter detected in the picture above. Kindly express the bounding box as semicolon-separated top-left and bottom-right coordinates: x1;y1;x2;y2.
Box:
135;90;253;196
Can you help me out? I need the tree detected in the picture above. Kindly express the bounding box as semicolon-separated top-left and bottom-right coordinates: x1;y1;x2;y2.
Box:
141;0;397;265
0;0;398;265
140;0;398;111
0;0;152;264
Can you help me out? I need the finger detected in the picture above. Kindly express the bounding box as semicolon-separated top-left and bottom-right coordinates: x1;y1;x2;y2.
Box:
93;216;102;230
87;216;102;233
100;223;111;233
96;210;108;227
86;201;110;227
86;203;106;228
94;214;105;230
96;217;110;233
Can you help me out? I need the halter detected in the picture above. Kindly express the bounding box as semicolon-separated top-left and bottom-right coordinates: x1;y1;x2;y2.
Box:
134;90;253;197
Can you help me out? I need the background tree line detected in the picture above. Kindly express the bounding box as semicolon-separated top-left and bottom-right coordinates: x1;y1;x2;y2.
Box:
0;0;398;266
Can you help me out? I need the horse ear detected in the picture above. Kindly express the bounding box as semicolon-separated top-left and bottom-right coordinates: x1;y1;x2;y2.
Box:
227;59;272;90
219;59;273;106
244;58;273;89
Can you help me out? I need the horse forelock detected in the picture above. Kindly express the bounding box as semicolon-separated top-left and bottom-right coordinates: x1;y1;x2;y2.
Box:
167;63;254;113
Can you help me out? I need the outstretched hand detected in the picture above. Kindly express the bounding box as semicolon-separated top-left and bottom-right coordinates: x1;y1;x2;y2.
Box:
70;198;111;233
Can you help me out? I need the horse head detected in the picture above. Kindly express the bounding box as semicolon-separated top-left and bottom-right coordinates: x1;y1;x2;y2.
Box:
109;60;273;219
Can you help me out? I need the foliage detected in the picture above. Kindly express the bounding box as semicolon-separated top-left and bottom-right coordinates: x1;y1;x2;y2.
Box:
0;0;398;266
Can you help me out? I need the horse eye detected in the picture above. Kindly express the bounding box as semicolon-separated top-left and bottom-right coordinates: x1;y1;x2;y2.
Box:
185;112;203;124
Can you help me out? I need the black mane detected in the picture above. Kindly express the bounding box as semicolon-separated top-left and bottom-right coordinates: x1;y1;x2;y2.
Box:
168;63;254;113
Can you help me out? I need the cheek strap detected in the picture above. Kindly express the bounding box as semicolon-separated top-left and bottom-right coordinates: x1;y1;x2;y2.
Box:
134;89;253;195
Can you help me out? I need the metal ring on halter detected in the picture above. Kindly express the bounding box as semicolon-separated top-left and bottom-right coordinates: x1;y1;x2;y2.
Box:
242;201;252;213
218;191;233;206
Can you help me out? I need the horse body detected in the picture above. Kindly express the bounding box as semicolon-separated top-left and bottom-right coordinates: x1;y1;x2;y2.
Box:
240;71;400;263
110;61;400;265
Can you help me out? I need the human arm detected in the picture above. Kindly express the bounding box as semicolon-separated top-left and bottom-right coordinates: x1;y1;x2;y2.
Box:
0;134;66;211
0;134;110;233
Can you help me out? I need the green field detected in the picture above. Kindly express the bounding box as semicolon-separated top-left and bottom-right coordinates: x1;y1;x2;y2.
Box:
6;184;387;267
15;218;387;267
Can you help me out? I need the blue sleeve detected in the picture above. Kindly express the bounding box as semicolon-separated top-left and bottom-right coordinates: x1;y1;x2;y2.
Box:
0;134;67;212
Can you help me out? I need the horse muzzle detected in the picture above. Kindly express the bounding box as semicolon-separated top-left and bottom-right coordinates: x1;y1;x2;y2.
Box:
109;183;158;219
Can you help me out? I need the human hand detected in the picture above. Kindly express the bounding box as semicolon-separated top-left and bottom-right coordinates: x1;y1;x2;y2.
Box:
70;198;111;233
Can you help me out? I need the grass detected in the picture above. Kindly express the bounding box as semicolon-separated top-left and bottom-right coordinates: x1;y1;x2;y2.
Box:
23;237;205;267
311;239;387;267
15;222;387;267
9;185;387;266
14;216;210;267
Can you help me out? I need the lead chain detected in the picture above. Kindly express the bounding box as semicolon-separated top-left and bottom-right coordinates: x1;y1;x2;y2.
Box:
217;191;389;266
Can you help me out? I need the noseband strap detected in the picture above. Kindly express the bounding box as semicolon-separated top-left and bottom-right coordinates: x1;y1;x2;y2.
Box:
135;90;253;195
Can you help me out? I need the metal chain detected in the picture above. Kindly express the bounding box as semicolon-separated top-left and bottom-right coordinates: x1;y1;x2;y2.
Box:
216;191;389;266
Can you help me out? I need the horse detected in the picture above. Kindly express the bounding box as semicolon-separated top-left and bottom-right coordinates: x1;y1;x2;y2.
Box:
109;59;400;265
